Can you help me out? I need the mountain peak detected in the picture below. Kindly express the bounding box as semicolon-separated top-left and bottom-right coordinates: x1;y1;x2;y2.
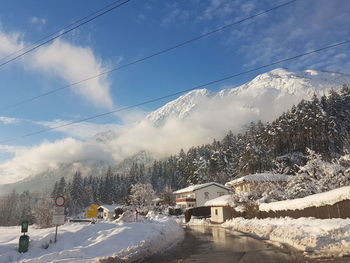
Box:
146;69;350;126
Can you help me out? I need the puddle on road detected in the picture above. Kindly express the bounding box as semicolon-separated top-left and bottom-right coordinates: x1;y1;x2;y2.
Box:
143;225;308;263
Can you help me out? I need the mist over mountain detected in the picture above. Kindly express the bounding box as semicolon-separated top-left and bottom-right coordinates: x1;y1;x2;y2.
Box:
1;68;349;193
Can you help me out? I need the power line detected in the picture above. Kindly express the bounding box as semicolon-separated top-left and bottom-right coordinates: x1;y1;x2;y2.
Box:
0;0;131;69
1;39;349;144
0;0;128;64
0;0;297;113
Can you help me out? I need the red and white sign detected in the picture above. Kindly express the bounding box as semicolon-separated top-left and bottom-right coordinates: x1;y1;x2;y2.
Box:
55;196;65;207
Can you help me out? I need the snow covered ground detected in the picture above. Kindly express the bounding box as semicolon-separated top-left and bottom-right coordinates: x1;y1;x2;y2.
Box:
222;217;350;258
0;213;184;263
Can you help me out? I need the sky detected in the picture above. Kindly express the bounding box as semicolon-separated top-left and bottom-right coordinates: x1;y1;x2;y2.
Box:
0;0;350;184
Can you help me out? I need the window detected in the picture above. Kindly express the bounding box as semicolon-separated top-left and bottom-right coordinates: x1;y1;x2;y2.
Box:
204;192;209;199
217;192;225;196
215;209;218;215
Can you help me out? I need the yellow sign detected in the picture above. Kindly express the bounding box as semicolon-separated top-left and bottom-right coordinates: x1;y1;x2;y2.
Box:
86;204;99;218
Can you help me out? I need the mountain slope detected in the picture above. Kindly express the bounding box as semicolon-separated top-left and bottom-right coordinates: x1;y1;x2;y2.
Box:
146;69;350;126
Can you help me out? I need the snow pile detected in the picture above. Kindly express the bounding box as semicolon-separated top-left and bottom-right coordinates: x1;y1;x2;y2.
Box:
113;211;135;223
187;218;211;226
0;214;183;263
173;182;229;194
225;173;290;187
204;194;234;207
222;217;350;257
260;186;350;212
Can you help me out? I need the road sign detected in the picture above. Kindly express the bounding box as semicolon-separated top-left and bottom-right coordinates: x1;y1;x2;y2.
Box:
52;215;65;225
54;196;65;207
21;221;29;233
54;206;65;214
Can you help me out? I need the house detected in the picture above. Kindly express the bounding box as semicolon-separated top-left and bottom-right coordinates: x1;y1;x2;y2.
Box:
225;173;291;194
97;205;124;220
205;194;234;223
173;182;230;209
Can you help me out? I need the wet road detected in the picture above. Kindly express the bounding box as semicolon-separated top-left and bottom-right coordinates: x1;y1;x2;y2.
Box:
144;225;310;263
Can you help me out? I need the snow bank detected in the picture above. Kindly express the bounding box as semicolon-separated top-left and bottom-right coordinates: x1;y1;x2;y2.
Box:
260;186;350;212
0;214;183;263
204;194;234;207
222;217;350;257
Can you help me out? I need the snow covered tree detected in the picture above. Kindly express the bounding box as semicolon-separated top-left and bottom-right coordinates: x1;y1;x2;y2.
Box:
34;195;54;228
129;183;155;208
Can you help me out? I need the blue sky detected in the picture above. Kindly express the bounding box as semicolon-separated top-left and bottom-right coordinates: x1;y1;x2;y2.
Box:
0;0;349;165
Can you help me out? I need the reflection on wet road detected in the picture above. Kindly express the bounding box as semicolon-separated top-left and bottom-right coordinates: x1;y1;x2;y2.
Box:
144;225;309;263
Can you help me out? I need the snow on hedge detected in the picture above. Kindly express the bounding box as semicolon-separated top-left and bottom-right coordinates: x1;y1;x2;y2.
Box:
0;213;183;263
225;173;290;187
204;194;234;207
222;217;350;257
260;186;350;212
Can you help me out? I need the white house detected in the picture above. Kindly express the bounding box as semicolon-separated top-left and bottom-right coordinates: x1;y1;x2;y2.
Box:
205;194;234;223
173;182;230;209
97;205;119;220
225;173;291;194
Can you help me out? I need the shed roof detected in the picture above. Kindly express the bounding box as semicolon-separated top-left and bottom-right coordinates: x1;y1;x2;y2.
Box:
173;182;230;194
204;194;234;207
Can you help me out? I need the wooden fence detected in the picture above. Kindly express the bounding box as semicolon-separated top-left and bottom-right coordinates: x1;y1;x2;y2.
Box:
230;199;350;219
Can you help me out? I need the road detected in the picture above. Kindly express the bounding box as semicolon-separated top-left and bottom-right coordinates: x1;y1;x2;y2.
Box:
143;225;312;263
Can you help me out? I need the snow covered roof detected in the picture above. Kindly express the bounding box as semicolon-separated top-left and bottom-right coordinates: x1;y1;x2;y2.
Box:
260;186;350;212
98;205;119;211
225;173;291;187
173;182;230;194
204;195;234;207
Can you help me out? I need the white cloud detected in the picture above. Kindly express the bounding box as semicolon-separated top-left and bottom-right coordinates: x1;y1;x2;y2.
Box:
0;116;19;124
0;31;24;57
0;30;113;109
37;119;121;139
0;138;113;184
30;16;46;26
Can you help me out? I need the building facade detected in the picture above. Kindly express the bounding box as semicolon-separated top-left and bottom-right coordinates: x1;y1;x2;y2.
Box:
173;182;230;209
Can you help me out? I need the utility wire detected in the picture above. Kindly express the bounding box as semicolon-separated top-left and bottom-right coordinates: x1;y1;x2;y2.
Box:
0;0;131;69
0;0;127;64
0;0;297;112
1;39;349;144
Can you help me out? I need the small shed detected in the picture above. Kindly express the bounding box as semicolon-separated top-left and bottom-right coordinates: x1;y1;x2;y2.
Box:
97;205;119;220
205;195;234;223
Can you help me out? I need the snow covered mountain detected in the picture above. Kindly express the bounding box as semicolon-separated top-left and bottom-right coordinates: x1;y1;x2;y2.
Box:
146;88;213;126
2;68;350;192
146;69;350;126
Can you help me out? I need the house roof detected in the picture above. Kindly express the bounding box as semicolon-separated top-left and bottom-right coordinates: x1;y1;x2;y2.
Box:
173;182;230;194
225;173;291;187
204;194;234;207
98;205;119;211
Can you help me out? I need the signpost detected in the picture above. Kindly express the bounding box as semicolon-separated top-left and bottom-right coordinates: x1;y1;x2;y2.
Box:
18;221;29;253
53;196;65;243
